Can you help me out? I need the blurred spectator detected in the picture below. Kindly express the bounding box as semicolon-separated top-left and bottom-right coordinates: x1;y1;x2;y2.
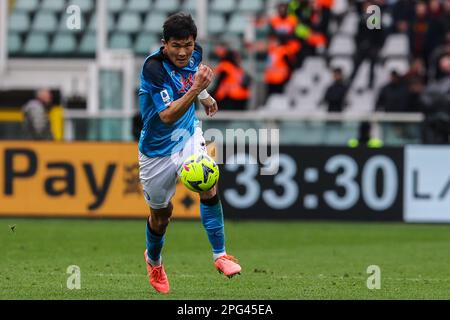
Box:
424;0;445;65
132;111;143;142
270;3;298;40
290;0;327;63
375;70;410;112
349;0;385;90
348;121;384;148
269;3;302;68
22;89;54;140
264;35;295;101
428;32;450;81
429;0;443;17
322;67;348;112
407;76;426;113
289;0;313;25
210;49;251;111
409;1;432;66
420;54;450;144
405;57;427;83
391;0;415;33
316;0;334;38
442;0;450;32
404;58;427;112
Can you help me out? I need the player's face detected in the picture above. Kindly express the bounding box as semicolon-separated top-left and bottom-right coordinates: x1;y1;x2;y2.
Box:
163;36;195;68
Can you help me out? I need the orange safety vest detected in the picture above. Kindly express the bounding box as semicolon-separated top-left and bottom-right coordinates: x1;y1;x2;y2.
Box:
264;45;291;85
286;39;301;59
316;0;334;9
214;61;250;101
307;32;327;47
270;15;298;35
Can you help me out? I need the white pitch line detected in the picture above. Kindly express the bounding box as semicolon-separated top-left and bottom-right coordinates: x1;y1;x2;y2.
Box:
17;272;450;282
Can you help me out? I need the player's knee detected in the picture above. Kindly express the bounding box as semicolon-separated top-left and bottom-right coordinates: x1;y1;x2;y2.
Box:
150;203;173;232
150;215;171;233
155;216;171;231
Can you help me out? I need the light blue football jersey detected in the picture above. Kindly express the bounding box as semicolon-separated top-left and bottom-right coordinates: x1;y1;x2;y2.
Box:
138;44;202;157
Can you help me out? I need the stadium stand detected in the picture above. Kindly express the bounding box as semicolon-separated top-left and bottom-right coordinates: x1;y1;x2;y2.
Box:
2;0;449;144
6;0;266;59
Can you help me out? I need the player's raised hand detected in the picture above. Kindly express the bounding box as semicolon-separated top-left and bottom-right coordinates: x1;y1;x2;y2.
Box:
200;95;218;117
193;64;214;91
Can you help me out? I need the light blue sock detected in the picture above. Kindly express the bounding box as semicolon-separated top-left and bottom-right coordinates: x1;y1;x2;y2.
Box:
200;195;226;256
146;221;165;264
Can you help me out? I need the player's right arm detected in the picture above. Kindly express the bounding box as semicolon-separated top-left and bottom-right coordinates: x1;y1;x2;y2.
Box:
159;65;213;125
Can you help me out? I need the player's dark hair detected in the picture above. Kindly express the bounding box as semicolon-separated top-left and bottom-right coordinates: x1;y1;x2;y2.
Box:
163;12;197;41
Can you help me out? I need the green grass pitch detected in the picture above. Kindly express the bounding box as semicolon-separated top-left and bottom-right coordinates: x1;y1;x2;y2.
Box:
1;218;450;299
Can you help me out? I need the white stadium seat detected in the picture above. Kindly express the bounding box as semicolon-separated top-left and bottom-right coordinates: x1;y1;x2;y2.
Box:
381;34;409;58
339;11;359;36
328;35;356;56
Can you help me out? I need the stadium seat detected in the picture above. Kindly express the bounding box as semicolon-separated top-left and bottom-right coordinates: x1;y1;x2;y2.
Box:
88;13;115;31
108;0;125;13
293;87;324;110
289;69;313;89
14;0;39;12
208;14;226;35
8;33;22;54
375;58;410;87
109;33;133;49
127;0;152;12
210;0;236;14
237;0;264;13
332;0;349;16
8;11;31;33
345;84;376;113
381;34;409;58
69;0;94;12
50;33;77;54
265;94;290;111
23;32;50;55
350;60;371;89
302;57;327;72
144;12;167;33
135;33;160;56
287;65;331;111
328;35;356;56
41;0;67;12
182;0;197;12
154;0;179;13
384;58;410;75
78;32;96;55
346;92;376;114
116;12;142;33
339;11;359;36
227;13;250;35
32;11;58;33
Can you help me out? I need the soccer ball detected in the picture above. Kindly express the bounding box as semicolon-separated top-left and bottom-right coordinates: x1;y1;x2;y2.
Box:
179;154;219;192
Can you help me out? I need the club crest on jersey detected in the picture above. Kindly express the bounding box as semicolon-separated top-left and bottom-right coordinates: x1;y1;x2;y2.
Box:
177;73;194;94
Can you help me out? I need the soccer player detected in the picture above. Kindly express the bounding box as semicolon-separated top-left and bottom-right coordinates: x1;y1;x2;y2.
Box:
138;13;242;294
